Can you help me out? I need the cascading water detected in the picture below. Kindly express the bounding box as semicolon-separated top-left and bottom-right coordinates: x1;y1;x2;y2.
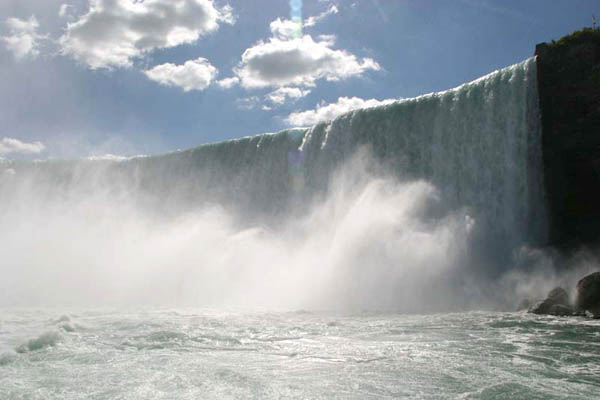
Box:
299;56;546;247
0;58;546;310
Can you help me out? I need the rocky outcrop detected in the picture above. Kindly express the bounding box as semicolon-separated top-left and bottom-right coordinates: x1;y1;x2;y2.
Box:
547;304;574;316
575;271;600;317
528;286;573;315
524;272;600;318
547;287;569;305
536;28;600;249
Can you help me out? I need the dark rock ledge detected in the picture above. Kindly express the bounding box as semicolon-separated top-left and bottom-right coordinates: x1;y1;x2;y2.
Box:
522;271;600;318
536;28;600;250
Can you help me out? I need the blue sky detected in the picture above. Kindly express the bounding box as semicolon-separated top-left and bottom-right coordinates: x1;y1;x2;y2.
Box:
0;0;597;159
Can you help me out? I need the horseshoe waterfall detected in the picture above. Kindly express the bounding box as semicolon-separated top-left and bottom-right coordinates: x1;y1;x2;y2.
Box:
0;58;546;310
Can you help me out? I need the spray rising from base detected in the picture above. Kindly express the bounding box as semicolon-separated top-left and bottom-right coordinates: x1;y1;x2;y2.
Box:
3;148;590;311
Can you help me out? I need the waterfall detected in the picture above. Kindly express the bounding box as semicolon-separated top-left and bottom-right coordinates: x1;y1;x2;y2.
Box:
298;58;545;246
0;58;547;308
11;59;543;240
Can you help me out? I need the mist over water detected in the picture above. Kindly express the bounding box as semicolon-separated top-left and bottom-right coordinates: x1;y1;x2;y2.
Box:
0;57;563;312
1;150;472;310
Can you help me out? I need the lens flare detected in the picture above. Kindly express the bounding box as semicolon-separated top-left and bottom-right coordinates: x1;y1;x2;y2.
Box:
290;0;302;38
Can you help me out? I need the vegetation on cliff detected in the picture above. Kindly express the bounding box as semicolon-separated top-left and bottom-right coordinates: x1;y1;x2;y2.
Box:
548;27;600;49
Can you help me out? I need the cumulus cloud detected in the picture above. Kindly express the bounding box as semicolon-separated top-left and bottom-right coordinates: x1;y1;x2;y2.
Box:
0;137;46;155
286;96;397;126
2;15;45;59
265;87;310;105
235;35;380;88
59;0;234;69
144;57;217;91
216;76;239;89
269;18;300;41
228;4;379;90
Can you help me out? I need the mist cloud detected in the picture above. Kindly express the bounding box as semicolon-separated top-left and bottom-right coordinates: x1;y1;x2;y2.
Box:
0;149;474;310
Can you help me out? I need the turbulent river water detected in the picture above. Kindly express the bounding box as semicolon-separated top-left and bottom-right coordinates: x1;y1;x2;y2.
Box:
1;309;599;399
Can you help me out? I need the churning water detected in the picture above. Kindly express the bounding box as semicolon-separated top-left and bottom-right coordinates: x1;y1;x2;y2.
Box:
1;58;598;398
1;310;600;399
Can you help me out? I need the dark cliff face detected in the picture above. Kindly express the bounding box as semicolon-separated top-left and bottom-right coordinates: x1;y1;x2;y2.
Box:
536;29;600;249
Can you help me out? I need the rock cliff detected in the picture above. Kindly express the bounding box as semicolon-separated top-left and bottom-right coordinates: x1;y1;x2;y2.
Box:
536;28;600;249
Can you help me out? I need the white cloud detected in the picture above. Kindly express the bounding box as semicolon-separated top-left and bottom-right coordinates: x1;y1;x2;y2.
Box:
286;96;397;126
0;137;46;155
316;34;336;44
229;4;378;90
270;4;338;40
269;18;301;41
144;57;217;91
216;76;239;89
235;96;260;110
59;4;72;18
269;4;337;41
235;35;380;88
265;87;310;105
216;4;236;25
59;0;234;69
2;15;44;59
304;4;338;27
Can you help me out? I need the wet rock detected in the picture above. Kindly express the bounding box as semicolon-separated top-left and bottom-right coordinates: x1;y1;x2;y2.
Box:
529;299;554;315
547;287;569;305
528;286;570;315
575;271;600;315
547;304;574;316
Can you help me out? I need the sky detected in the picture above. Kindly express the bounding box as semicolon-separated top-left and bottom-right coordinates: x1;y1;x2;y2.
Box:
0;0;597;159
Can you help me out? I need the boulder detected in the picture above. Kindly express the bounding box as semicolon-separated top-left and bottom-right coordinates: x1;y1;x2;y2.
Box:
529;299;553;314
547;287;569;306
547;304;574;316
585;310;598;319
529;300;574;316
575;272;600;315
528;286;571;315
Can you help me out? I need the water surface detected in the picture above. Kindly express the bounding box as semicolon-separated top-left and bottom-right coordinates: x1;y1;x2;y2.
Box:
1;309;598;399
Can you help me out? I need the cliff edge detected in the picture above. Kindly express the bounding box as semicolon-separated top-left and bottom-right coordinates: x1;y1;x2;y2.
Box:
536;28;600;249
